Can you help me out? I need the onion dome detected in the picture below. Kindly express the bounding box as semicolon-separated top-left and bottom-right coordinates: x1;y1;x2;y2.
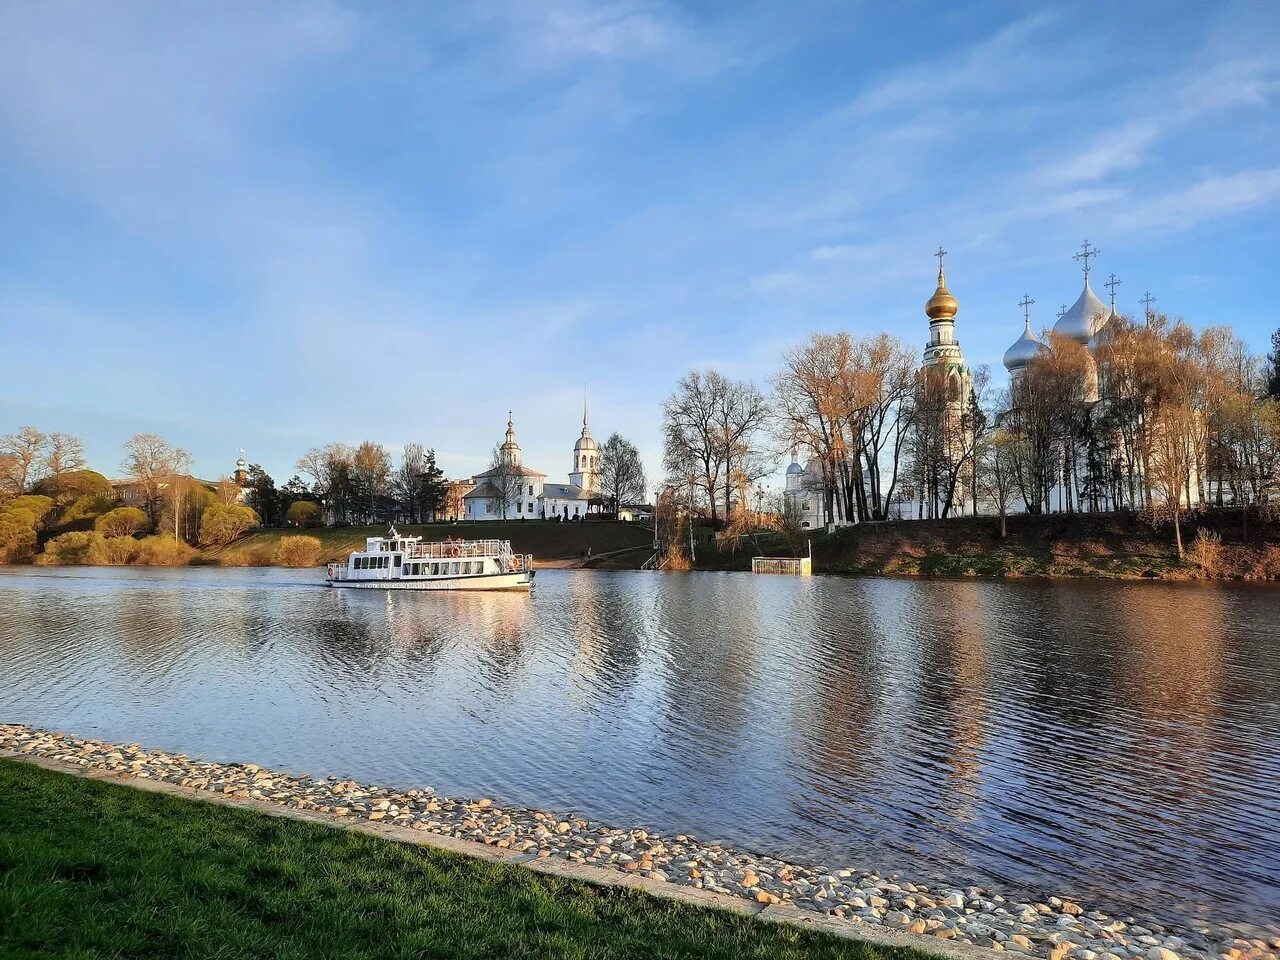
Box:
1054;278;1109;344
573;406;597;453
235;449;247;471
1003;319;1046;372
501;413;520;456
1088;309;1120;357
925;266;959;320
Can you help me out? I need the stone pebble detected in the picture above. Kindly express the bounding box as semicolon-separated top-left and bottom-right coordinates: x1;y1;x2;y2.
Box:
3;723;1277;960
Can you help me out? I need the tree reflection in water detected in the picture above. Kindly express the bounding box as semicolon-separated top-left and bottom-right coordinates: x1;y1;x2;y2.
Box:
0;565;1276;929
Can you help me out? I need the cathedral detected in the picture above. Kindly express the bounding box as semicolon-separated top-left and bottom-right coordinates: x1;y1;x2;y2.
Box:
462;407;599;520
1001;240;1119;398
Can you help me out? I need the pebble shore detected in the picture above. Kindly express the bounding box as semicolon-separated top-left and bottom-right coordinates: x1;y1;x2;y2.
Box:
3;724;1275;960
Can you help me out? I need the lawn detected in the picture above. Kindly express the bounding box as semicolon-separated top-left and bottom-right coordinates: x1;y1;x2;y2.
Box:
0;760;930;960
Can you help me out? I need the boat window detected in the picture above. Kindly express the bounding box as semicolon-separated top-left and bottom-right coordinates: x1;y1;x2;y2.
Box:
394;555;401;567
451;562;460;575
431;563;439;576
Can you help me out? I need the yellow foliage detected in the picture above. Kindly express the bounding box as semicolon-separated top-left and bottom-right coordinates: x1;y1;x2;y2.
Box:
95;506;149;539
274;535;322;567
199;503;259;546
134;535;196;566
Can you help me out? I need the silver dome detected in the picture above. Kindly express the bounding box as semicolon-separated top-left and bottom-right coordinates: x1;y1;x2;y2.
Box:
1003;320;1046;371
786;460;804;475
1054;279;1110;344
1088;309;1120;357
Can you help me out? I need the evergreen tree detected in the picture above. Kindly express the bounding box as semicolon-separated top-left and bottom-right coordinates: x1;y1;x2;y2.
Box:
418;449;448;521
1267;328;1280;399
244;464;280;526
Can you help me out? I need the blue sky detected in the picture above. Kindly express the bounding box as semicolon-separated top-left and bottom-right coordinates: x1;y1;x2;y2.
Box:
2;1;1278;487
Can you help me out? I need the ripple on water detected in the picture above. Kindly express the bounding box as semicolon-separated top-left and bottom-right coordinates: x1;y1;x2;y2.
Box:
0;565;1278;929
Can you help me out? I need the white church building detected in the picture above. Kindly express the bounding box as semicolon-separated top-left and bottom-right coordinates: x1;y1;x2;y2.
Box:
463;409;599;520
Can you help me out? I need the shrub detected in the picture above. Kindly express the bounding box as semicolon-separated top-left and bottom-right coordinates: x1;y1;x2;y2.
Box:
5;495;54;525
100;536;140;565
285;500;321;528
36;531;99;565
34;470;113;505
94;506;149;539
199;503;260;546
1189;528;1223;577
0;498;49;563
134;535;196;566
56;495;115;530
237;544;276;567
274;535;322;567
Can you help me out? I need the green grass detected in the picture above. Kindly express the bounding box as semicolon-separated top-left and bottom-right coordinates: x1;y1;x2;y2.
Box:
0;760;929;960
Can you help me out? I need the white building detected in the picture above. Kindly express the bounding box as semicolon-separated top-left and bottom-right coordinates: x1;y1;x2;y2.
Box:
463;408;599;521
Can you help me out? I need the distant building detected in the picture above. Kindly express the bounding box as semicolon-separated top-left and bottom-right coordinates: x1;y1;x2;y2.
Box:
463;405;599;520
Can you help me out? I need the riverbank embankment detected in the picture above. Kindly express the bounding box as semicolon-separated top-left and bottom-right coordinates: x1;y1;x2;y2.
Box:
698;510;1280;581
199;520;654;569
0;756;910;960
4;725;1274;960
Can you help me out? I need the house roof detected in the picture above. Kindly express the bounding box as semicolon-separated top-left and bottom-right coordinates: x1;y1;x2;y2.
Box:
472;464;546;480
463;481;501;500
542;483;590;500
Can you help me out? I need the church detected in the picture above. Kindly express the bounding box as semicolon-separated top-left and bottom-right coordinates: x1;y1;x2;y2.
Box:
462;408;599;520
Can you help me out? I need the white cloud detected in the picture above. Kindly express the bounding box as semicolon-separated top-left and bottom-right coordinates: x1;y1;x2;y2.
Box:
1112;167;1280;233
838;11;1058;118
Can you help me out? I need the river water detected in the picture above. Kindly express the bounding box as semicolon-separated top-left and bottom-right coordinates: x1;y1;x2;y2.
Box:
1;566;1277;929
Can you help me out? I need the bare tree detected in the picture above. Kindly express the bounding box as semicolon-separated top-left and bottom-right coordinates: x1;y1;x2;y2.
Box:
486;443;523;519
394;443;429;522
352;441;393;523
663;370;725;521
0;427;48;495
42;432;85;483
597;433;646;515
121;433;193;526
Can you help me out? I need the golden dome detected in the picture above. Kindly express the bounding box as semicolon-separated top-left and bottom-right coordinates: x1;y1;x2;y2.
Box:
925;267;958;320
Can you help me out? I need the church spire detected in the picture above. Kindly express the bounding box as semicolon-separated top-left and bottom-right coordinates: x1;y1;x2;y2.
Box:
925;246;959;321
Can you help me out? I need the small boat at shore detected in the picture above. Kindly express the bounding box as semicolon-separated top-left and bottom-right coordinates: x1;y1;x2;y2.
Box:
325;529;534;591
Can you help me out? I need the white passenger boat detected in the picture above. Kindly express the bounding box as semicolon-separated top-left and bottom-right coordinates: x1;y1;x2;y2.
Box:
326;529;534;591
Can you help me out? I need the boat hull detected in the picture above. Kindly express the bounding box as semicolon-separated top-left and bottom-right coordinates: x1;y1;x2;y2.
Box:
326;571;533;591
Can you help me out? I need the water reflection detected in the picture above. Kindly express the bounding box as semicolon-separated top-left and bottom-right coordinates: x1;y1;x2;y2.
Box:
0;566;1277;929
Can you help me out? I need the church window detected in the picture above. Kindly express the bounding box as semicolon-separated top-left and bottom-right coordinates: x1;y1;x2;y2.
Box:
529;484;534;495
516;502;522;513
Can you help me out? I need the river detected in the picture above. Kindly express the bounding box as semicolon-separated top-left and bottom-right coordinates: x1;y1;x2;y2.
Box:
1;566;1277;929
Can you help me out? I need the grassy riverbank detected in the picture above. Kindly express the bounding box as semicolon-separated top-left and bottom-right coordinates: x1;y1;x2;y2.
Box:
0;760;918;960
699;510;1280;581
201;520;653;568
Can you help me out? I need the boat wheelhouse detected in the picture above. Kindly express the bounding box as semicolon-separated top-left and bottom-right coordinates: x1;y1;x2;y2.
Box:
326;531;533;591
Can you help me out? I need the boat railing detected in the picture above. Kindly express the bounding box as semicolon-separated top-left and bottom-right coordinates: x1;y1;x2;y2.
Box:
403;539;513;560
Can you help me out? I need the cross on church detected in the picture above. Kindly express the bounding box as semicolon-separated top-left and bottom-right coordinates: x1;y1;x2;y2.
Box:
1073;239;1100;281
1057;304;1067;320
934;246;947;274
1140;291;1157;320
1105;273;1122;310
1018;294;1035;322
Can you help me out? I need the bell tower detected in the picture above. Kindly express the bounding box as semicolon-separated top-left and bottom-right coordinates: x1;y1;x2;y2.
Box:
569;395;598;493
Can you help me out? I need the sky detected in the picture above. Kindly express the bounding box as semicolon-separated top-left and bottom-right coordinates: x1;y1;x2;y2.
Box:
2;0;1278;489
